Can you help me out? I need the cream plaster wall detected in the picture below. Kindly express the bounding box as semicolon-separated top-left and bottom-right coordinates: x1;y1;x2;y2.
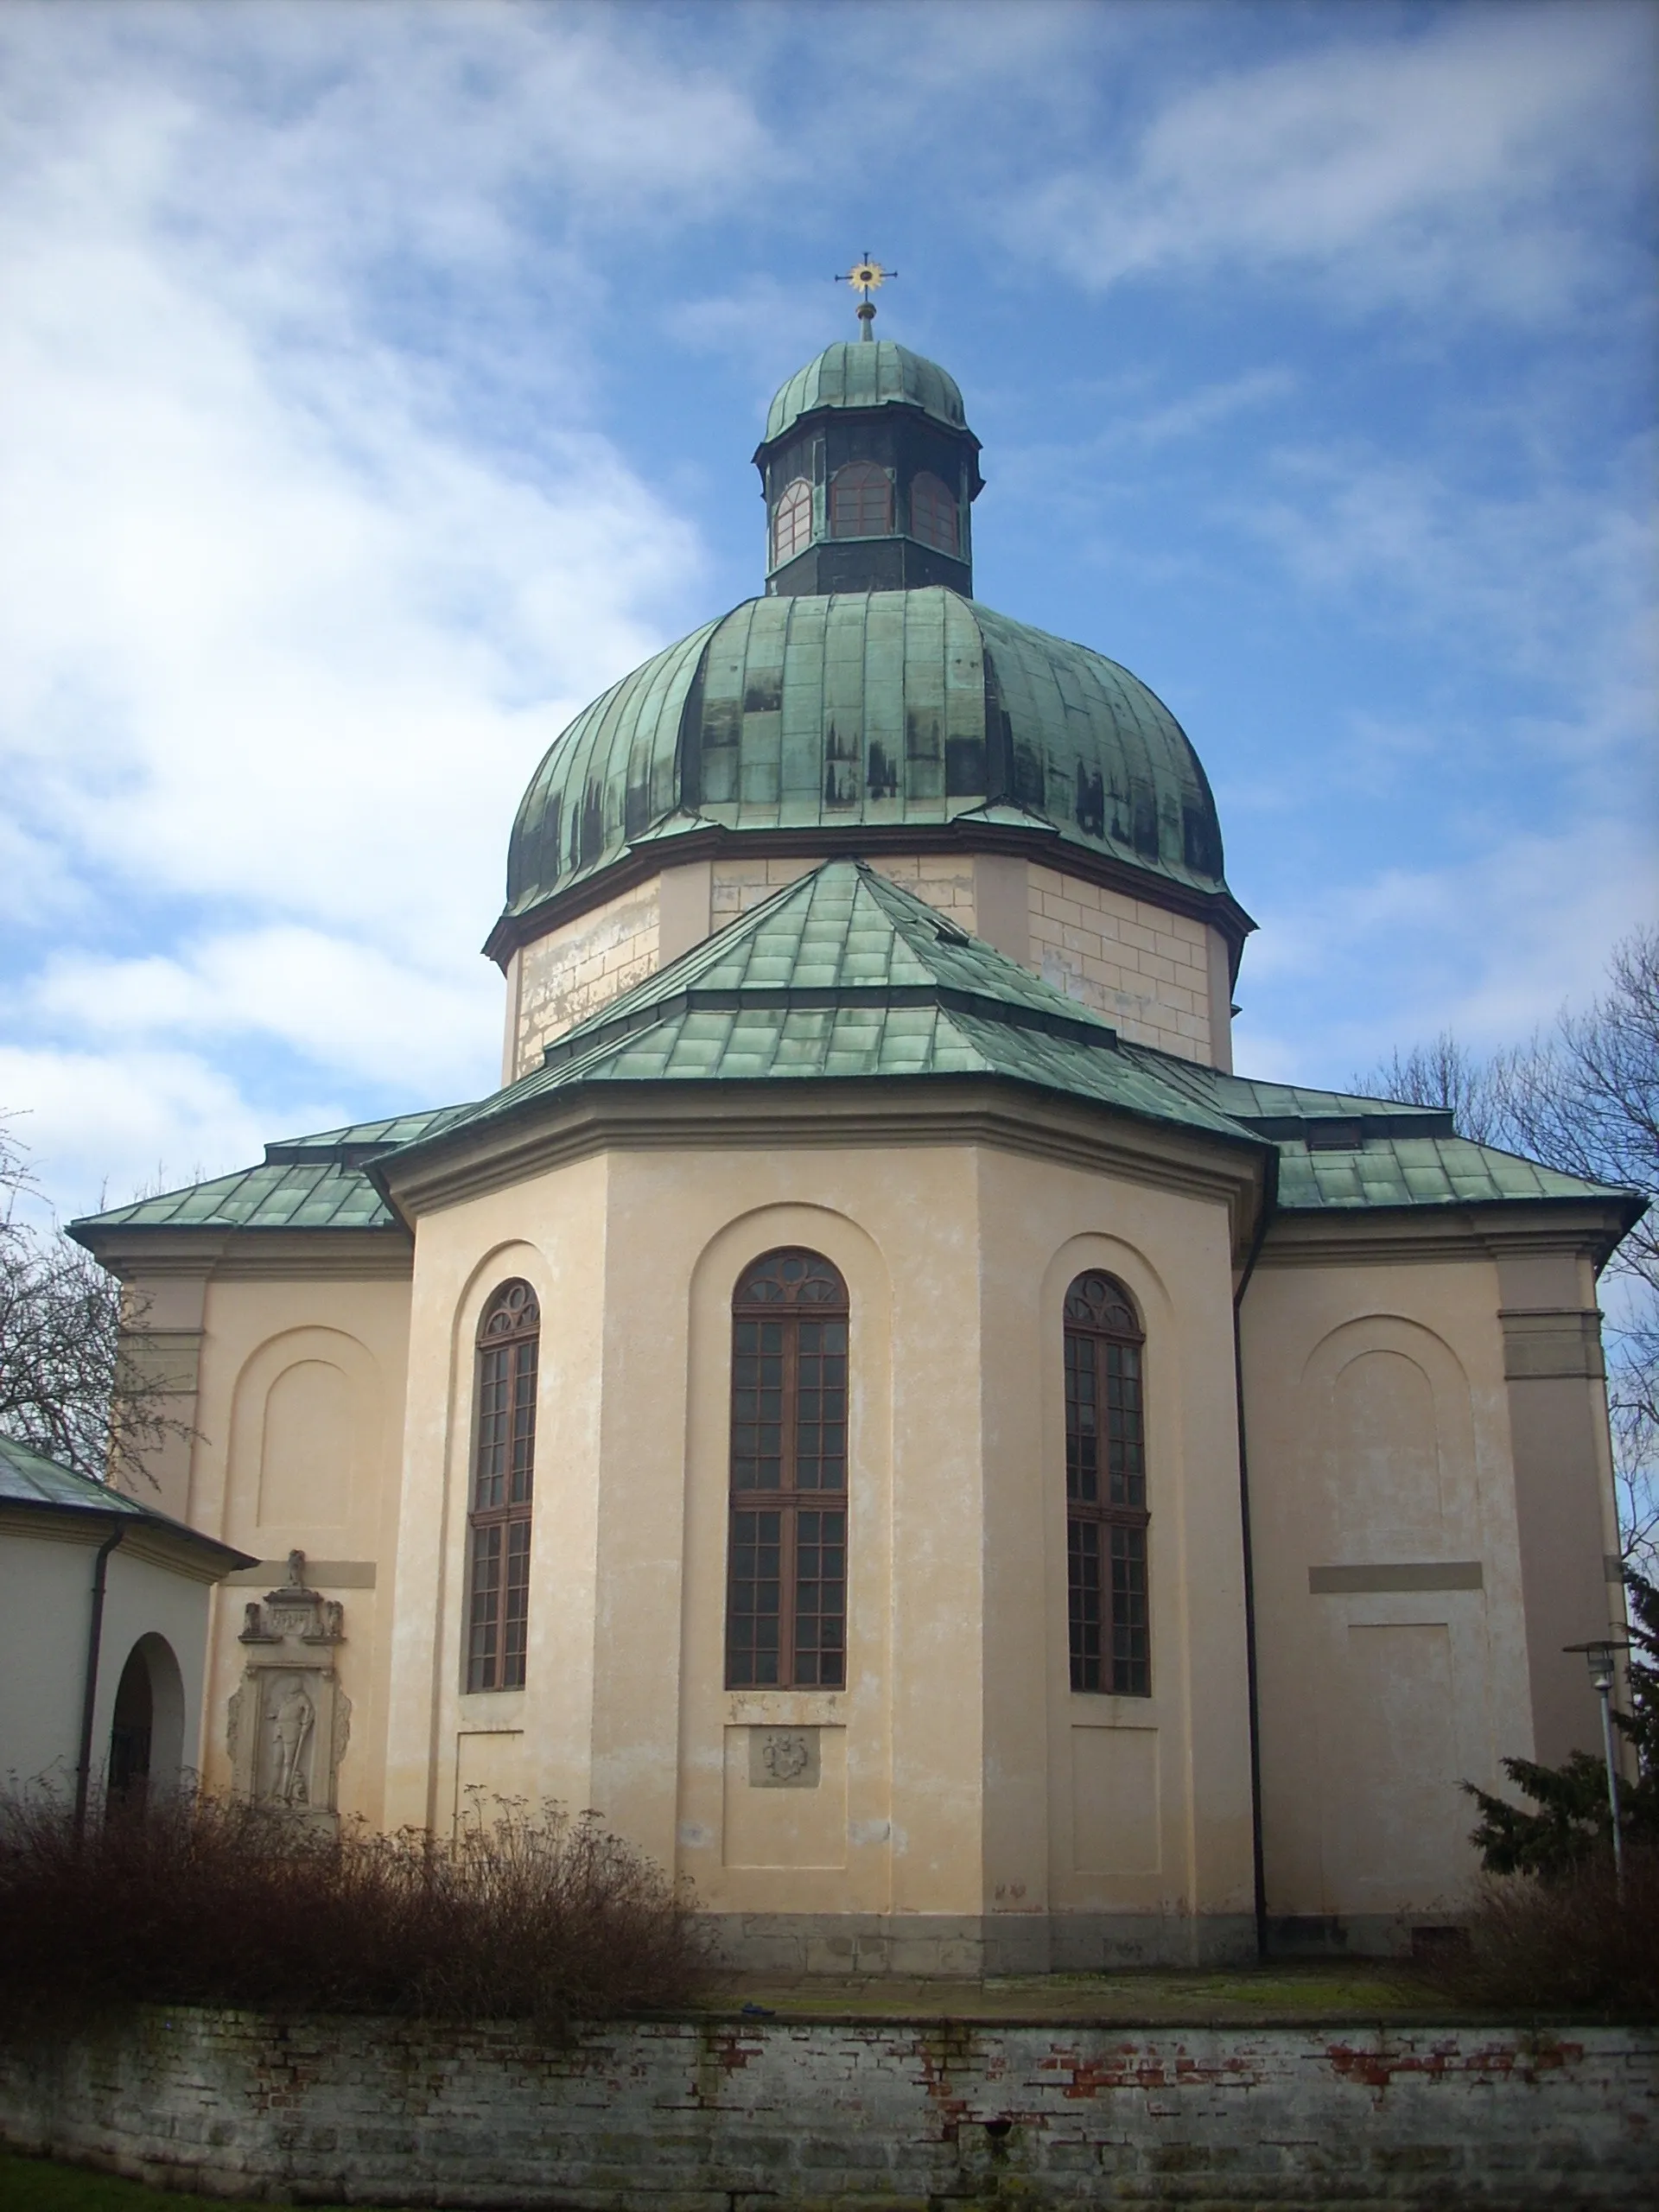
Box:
0;1518;213;1801
1241;1255;1537;1932
378;1137;1254;1952
505;853;1230;1080
162;1270;415;1830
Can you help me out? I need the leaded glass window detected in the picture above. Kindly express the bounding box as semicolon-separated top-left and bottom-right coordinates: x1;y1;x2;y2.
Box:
772;476;812;566
466;1280;539;1692
727;1249;849;1688
909;471;958;555
1064;1271;1149;1694
829;461;893;538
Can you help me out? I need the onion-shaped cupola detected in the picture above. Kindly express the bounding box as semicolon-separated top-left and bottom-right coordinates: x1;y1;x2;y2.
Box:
490;271;1249;980
756;263;982;600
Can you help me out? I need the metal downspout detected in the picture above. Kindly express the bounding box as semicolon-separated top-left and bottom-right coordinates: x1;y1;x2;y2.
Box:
1233;1162;1275;1961
73;1520;125;1834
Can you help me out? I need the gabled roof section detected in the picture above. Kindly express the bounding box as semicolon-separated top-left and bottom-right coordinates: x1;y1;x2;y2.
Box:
1159;1064;1643;1223
394;861;1260;1163
70;1107;471;1239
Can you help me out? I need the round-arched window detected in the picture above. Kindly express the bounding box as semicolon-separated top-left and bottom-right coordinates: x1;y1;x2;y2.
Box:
909;471;958;556
772;477;812;567
727;1249;849;1690
1063;1270;1150;1696
829;461;893;538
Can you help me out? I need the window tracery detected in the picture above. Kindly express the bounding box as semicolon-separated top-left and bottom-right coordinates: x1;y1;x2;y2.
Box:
466;1280;539;1693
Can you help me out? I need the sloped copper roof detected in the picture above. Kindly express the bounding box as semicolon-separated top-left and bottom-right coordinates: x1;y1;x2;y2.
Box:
762;340;968;446
500;590;1230;939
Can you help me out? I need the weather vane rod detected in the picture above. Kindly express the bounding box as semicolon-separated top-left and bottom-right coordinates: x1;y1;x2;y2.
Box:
836;254;895;340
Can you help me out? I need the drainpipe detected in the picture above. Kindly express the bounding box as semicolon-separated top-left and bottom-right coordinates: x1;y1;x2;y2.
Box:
1232;1166;1274;1961
73;1520;125;1836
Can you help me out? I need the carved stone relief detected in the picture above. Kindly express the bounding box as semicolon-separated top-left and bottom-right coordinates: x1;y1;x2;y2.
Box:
226;1551;350;1824
748;1727;820;1789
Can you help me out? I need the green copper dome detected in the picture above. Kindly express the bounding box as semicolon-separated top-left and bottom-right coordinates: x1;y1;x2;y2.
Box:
763;341;968;447
498;588;1230;944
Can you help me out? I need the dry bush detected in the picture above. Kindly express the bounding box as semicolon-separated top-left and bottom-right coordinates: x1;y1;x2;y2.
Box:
0;1787;709;2038
1426;1847;1659;2014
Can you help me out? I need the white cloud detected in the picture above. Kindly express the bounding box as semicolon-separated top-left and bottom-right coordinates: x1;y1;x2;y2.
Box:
1234;438;1656;799
1236;813;1659;1084
0;1046;286;1221
1015;7;1651;315
0;3;781;1211
29;927;498;1095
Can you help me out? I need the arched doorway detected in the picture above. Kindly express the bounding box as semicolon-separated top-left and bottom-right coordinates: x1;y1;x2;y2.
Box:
107;1634;187;1803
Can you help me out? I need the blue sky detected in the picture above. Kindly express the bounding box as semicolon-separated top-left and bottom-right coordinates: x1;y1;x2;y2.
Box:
1;0;1654;1220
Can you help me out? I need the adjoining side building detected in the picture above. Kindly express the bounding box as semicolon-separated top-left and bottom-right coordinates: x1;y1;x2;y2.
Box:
0;1433;253;1808
72;330;1643;1969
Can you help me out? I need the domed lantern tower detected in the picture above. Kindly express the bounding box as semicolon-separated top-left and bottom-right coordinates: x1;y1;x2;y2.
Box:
488;288;1252;1084
756;335;983;599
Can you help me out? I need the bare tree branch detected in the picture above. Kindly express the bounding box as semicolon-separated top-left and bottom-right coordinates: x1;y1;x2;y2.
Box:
0;1122;194;1491
1353;925;1658;1568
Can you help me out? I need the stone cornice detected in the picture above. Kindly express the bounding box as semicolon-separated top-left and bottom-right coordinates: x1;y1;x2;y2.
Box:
482;821;1257;972
71;1226;416;1285
373;1077;1271;1260
0;1500;254;1581
1257;1199;1633;1271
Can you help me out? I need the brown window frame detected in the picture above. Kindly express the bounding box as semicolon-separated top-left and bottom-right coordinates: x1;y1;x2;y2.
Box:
725;1248;849;1689
909;470;959;556
772;475;813;566
465;1280;540;1693
1064;1271;1150;1696
828;460;893;539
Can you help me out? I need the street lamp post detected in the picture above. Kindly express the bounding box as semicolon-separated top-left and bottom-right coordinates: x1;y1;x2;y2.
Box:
1564;1638;1631;1904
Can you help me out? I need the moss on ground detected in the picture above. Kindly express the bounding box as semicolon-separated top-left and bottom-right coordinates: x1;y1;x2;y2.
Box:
0;2155;345;2211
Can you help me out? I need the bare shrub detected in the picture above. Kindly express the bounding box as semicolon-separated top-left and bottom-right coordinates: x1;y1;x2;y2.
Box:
1425;1848;1659;2015
0;1787;709;2038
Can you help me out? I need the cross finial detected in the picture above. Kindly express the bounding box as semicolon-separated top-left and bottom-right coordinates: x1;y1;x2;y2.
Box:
836;254;895;341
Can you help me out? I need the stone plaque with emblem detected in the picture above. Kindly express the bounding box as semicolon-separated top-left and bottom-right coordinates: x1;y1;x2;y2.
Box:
748;1727;820;1789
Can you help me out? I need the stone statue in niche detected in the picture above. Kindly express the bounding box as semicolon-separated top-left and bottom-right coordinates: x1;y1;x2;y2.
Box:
227;1549;350;1824
749;1727;820;1789
271;1681;315;1805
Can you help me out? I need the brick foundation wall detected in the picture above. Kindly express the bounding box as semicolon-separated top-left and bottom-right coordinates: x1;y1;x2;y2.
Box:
3;2008;1654;2207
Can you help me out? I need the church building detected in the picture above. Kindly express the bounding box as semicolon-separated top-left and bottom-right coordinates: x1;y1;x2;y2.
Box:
73;305;1640;1970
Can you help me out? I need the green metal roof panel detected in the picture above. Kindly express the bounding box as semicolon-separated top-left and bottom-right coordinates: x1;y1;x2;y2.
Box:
73;1160;398;1234
420;861;1257;1156
763;341;968;446
500;590;1230;930
1268;1129;1630;1211
0;1433;255;1566
70;1107;470;1237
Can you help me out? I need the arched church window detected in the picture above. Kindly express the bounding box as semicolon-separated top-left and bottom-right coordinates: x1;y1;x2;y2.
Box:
466;1280;540;1693
1063;1271;1149;1695
909;471;958;556
727;1249;849;1688
829;461;893;538
771;476;813;567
